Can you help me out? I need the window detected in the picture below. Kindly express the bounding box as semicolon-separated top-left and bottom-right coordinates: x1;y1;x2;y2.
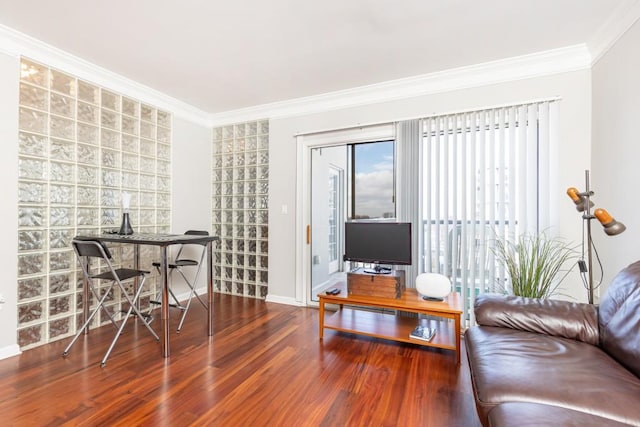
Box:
349;141;395;219
421;102;555;323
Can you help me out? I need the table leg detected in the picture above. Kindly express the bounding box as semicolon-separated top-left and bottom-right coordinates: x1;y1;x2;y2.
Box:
319;298;325;339
160;246;170;357
133;244;140;310
455;313;461;365
207;241;214;336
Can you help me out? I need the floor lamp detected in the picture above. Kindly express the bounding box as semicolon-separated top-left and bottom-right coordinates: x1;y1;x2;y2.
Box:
567;170;626;304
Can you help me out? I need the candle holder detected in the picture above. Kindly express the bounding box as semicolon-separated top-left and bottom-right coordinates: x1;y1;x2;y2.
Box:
118;212;134;235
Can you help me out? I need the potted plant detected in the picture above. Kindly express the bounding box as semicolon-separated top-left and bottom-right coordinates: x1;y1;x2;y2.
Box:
493;231;577;298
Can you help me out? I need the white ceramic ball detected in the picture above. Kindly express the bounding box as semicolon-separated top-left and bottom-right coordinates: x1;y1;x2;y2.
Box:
415;273;452;300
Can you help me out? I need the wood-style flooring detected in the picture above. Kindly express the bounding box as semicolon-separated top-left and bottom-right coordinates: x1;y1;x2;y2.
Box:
0;294;481;426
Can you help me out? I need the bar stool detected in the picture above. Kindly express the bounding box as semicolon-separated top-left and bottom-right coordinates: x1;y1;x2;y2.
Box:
151;230;209;332
63;239;159;367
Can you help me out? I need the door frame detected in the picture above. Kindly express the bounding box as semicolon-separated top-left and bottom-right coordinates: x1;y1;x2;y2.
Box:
295;124;395;306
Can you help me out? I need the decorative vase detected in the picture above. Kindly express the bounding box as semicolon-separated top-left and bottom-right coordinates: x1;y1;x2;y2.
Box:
118;212;134;235
415;273;451;301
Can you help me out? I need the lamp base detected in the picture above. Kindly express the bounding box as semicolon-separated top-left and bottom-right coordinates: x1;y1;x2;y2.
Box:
421;296;445;302
118;213;134;235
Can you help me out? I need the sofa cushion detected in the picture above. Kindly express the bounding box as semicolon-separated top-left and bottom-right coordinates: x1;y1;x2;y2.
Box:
599;260;640;378
474;293;599;345
465;326;640;426
488;402;632;427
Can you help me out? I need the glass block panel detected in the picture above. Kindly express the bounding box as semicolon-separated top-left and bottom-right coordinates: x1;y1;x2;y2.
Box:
50;69;75;96
260;241;268;254
18;324;44;347
140;209;155;224
157;160;170;175
258;181;268;194
101;90;119;111
157;143;170;160
140;121;155;140
101;209;118;225
51;93;75;118
101;189;119;207
20;83;48;110
246;210;256;224
122;115;138;135
247;167;257;180
49;317;71;339
213;127;222;141
77;208;99;226
248;226;257;239
50;138;75;162
101;109;119;130
101;169;120;187
157;176;170;191
19;132;47;157
77;165;98;185
122;172;138;189
258;150;269;165
260;271;268;285
77;186;98;205
137;175;154;190
141;104;156;122
246;182;256;195
122;97;139;117
213;155;223;169
140;139;155;157
258;120;269;135
20;59;48;87
101;129;120;149
140;192;155;207
49;295;71;316
18;182;46;204
78;80;98;104
50;251;73;271
258;210;268;224
222;126;233;139
50;207;73;227
122;134;139;153
50;184;74;204
140;157;155;173
78;101;98;124
246;122;257;136
246;136;257;151
19;107;47;134
50;115;75;140
19;158;47;181
49;229;73;249
76;143;97;165
18;253;44;276
50;162;74;183
259;166;269;180
258;135;268;150
19;277;44;300
18;207;45;227
157;193;170;207
122;153;138;171
50;273;72;294
18;230;44;252
258;196;268;210
235;138;245;152
246;151;257;166
157;127;170;143
157;210;170;224
16;299;44;326
77;123;99;145
101;149;119;168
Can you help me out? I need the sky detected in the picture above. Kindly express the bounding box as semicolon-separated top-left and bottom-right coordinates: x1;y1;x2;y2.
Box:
354;141;395;218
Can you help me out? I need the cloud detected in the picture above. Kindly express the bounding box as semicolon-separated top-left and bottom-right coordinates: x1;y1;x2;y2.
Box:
355;169;395;217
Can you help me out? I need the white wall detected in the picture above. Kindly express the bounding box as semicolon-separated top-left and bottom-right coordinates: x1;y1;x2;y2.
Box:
0;51;20;358
268;70;593;304
592;18;640;295
169;117;212;295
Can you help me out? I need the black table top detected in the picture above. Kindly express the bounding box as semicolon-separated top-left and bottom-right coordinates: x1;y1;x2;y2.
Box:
74;232;219;246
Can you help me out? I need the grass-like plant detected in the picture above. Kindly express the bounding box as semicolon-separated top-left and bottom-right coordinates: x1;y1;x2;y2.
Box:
493;232;577;299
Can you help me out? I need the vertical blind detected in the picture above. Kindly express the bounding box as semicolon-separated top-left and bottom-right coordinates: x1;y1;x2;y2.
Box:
422;101;557;324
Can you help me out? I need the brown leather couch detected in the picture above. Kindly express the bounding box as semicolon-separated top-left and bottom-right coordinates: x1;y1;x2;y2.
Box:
465;261;640;426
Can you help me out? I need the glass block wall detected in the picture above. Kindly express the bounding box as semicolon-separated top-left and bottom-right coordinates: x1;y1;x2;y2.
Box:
17;57;171;349
212;121;269;299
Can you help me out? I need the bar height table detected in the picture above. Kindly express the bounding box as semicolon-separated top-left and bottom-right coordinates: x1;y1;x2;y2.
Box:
74;232;219;357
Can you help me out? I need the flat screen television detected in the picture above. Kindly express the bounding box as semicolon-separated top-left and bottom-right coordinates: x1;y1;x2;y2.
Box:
343;222;412;272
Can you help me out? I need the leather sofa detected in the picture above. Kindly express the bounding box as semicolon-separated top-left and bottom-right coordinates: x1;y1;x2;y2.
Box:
465;261;640;426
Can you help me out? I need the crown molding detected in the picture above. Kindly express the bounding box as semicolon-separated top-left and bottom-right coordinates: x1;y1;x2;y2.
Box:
588;0;640;65
0;24;211;127
209;44;591;126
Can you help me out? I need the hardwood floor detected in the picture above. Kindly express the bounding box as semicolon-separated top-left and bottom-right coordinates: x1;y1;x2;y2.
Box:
0;294;481;426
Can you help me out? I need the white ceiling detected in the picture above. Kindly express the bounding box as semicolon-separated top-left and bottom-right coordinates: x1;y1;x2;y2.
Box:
0;0;633;115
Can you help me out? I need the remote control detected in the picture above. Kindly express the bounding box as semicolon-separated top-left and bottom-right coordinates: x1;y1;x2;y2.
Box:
326;288;341;295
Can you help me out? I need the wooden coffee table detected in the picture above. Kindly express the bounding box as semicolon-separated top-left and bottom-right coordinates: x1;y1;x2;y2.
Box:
318;283;463;364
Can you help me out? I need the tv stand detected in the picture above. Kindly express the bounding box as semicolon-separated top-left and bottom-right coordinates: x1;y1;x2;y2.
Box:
318;285;463;364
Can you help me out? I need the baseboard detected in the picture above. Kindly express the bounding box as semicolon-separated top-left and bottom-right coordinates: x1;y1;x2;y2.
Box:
264;294;305;306
0;344;21;361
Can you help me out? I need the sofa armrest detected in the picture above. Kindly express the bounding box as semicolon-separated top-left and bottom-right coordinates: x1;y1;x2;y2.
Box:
474;293;599;345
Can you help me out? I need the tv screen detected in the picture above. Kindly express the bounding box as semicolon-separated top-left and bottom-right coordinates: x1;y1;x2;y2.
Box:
343;222;412;266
